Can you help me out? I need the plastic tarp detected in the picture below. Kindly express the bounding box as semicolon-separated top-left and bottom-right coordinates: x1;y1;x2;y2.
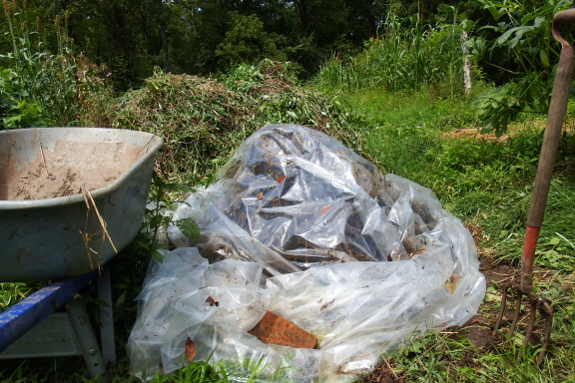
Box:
127;124;486;382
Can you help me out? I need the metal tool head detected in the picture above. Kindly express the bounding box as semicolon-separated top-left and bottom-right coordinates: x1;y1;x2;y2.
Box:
494;282;553;366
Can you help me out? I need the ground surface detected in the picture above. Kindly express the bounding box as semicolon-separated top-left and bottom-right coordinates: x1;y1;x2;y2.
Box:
360;227;562;383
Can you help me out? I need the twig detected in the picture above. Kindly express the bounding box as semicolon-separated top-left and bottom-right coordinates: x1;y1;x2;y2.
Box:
497;275;515;284
39;143;49;178
384;357;399;380
82;188;118;253
132;136;156;166
556;232;575;250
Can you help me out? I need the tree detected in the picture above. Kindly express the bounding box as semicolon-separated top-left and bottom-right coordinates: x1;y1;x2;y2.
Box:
216;12;287;66
471;0;573;135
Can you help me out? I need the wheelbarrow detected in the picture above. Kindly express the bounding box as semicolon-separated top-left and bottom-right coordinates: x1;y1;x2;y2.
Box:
0;127;163;381
494;8;575;365
0;127;163;281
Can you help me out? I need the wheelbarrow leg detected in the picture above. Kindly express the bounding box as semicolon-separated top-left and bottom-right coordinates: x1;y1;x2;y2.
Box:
97;266;116;372
67;297;109;383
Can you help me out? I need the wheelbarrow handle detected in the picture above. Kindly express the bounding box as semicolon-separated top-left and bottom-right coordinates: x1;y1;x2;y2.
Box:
521;11;575;293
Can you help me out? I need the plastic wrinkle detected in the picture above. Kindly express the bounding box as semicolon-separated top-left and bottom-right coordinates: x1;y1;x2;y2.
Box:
128;124;486;382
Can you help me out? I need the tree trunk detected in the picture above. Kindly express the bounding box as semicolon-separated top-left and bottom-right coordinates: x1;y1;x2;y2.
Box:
161;23;169;73
460;31;472;97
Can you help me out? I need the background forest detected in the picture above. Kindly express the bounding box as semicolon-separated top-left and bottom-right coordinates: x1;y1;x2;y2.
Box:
0;0;489;87
1;0;575;382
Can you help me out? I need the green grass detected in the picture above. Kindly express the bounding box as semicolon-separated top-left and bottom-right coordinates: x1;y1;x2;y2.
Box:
340;88;575;267
376;269;575;383
337;86;575;382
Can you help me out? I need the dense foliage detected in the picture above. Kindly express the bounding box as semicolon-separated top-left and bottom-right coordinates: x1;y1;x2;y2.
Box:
0;0;483;87
313;10;469;95
3;0;574;132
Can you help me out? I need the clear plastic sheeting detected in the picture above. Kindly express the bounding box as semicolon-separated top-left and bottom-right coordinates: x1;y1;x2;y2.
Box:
128;124;486;382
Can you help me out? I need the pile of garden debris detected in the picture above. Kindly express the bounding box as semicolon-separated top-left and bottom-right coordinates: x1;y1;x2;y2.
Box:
109;61;370;186
127;124;485;382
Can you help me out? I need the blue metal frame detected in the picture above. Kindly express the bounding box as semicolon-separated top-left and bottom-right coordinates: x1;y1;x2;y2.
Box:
0;266;104;353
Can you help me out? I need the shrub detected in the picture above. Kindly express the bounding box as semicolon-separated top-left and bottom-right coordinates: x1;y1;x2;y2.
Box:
313;11;470;96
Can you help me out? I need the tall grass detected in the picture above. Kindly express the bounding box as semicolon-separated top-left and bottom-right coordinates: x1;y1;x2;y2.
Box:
314;11;467;96
0;0;111;129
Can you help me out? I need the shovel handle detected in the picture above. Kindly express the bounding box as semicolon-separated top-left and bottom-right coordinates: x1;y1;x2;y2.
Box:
553;8;575;26
553;9;575;46
521;11;575;293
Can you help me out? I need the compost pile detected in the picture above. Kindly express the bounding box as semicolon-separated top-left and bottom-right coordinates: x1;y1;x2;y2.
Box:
128;124;485;382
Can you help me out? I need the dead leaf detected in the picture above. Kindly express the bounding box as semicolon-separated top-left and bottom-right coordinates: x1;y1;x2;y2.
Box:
185;337;196;361
205;296;219;307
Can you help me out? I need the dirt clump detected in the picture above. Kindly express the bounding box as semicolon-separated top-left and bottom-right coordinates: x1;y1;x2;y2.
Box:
362;358;406;383
449;314;501;351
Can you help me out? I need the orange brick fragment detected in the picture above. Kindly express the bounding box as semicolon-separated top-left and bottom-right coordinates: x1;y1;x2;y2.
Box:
248;311;318;349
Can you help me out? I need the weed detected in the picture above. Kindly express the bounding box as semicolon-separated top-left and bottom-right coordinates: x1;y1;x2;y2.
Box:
0;282;43;312
313;11;470;97
0;1;111;129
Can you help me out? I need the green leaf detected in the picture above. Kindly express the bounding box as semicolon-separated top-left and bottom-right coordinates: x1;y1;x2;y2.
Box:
481;2;507;21
115;290;127;308
461;19;473;33
540;49;550;68
94;298;110;307
176;217;201;242
150;214;164;228
152;249;164;263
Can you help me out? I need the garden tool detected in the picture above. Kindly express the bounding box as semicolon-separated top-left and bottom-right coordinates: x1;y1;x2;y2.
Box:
494;8;575;365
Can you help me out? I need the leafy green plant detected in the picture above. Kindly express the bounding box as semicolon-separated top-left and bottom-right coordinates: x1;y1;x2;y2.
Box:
536;234;575;272
0;1;111;129
472;0;573;134
215;12;288;67
314;10;470;96
0;67;45;128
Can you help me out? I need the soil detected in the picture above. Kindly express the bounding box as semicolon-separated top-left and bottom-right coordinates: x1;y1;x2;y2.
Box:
0;140;145;201
441;128;508;142
362;358;407;383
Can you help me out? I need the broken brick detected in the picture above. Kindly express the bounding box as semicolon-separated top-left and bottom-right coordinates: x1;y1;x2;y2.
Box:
248;311;318;349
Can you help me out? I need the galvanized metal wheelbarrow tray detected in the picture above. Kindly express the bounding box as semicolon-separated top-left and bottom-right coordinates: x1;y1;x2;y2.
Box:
0;127;163;282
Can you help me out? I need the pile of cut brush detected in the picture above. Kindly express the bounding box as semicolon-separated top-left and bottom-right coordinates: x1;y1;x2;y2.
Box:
106;60;371;186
